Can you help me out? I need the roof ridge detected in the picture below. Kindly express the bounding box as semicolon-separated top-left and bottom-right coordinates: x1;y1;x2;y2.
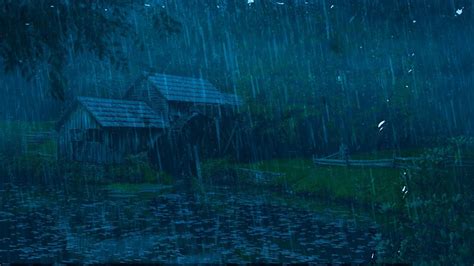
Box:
149;73;208;81
77;96;149;105
145;73;242;105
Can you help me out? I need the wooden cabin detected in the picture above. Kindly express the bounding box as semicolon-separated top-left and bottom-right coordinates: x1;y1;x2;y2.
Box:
56;97;168;164
124;73;242;126
57;73;242;166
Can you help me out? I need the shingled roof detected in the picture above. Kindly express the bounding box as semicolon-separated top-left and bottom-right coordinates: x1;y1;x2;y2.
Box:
78;97;167;128
146;73;242;105
57;97;168;130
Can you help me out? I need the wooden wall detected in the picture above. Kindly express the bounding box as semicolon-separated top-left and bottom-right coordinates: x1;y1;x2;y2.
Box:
58;106;101;162
58;106;161;164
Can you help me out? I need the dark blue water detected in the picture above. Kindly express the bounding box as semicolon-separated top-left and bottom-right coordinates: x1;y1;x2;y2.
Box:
0;183;382;263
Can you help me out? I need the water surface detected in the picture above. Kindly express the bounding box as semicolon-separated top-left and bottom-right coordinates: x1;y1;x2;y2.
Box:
0;183;382;263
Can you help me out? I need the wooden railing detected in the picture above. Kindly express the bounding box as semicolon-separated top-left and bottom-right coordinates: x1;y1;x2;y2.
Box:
313;156;474;169
313;157;394;167
24;131;56;145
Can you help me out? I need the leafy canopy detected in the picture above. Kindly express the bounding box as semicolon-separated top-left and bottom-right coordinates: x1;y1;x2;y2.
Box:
0;0;181;100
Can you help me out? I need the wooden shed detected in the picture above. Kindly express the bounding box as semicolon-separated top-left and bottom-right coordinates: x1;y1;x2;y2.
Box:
56;97;168;164
124;73;242;125
57;73;242;167
124;73;243;172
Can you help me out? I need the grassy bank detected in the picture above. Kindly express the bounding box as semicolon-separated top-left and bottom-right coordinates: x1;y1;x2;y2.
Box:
240;158;403;208
201;143;474;263
202;156;406;211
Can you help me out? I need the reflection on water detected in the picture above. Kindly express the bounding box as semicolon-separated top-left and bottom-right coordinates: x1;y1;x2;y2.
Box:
0;183;382;263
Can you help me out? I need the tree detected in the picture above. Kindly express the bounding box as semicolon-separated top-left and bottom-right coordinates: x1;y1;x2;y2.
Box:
0;0;181;101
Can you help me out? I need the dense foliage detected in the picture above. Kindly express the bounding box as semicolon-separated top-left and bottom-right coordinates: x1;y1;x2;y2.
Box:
0;0;180;100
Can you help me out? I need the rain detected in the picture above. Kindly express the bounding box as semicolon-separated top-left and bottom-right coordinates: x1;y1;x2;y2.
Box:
0;0;473;264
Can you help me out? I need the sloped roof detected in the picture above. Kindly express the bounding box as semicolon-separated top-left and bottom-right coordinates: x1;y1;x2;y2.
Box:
147;73;242;105
71;97;167;129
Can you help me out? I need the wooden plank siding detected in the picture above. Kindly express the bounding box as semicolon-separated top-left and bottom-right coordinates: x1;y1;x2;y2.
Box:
58;106;100;161
58;106;160;164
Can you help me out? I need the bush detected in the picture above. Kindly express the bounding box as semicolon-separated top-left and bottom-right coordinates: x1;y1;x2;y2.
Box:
103;153;174;185
376;137;474;264
201;158;241;185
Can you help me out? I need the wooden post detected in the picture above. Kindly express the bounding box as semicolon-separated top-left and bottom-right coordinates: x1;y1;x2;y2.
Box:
193;144;202;181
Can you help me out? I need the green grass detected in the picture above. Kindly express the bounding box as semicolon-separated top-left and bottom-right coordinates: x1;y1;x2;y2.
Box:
238;158;404;208
199;155;410;210
30;139;57;155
